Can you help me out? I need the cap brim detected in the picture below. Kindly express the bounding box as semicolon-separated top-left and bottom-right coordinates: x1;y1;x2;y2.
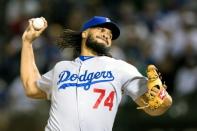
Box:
92;22;120;40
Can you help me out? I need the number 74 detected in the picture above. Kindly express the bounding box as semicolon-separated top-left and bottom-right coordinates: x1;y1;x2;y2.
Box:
93;88;115;111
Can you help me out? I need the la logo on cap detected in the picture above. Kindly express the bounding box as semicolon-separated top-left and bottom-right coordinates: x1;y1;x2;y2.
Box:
106;18;110;22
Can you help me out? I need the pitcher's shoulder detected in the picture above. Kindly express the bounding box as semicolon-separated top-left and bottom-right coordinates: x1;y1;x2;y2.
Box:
103;57;128;64
109;57;138;70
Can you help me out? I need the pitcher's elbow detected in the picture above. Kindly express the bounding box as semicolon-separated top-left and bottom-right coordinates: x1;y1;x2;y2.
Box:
22;80;37;98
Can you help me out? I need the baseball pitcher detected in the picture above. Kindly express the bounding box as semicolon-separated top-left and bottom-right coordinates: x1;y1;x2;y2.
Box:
21;16;172;131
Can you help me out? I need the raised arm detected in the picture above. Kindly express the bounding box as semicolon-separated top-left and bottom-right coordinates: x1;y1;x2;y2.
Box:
21;17;48;99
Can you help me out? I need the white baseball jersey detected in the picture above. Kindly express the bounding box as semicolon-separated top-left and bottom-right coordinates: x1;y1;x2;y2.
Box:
37;56;147;131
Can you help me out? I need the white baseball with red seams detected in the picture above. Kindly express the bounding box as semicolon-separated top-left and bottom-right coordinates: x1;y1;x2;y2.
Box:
32;18;44;30
37;56;147;131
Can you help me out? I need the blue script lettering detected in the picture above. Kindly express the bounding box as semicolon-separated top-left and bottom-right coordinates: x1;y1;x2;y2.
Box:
57;70;114;90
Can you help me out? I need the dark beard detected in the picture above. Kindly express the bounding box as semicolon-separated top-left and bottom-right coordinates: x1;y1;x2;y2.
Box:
86;36;110;56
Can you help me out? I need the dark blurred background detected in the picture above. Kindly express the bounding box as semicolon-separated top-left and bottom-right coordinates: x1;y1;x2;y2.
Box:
0;0;197;131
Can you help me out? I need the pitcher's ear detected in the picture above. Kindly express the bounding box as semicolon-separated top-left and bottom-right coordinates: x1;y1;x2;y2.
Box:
82;30;88;39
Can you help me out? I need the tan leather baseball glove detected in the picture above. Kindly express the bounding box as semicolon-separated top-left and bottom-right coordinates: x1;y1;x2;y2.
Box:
137;65;167;110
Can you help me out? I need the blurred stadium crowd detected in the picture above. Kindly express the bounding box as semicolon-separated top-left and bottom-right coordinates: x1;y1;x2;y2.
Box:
0;0;197;131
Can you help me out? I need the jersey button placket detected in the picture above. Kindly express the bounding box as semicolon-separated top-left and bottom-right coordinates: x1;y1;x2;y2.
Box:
76;60;85;130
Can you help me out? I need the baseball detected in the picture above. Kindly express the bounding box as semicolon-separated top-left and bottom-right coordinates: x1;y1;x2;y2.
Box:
32;18;45;30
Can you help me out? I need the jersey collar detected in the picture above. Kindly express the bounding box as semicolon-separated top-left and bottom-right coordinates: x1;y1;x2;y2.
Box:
79;56;94;61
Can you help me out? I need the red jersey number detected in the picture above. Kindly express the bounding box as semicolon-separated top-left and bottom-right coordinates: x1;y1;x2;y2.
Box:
93;88;115;111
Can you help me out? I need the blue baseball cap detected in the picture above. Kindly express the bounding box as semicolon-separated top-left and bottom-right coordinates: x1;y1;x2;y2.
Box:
81;16;120;40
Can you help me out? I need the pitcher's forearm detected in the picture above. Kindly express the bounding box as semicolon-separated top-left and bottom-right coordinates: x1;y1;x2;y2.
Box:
20;40;47;99
20;40;41;88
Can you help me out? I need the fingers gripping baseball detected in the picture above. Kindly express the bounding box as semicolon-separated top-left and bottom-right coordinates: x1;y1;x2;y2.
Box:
137;65;167;110
22;17;48;43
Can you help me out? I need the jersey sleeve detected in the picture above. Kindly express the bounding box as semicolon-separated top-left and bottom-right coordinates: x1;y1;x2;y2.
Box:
119;61;148;100
37;70;53;100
